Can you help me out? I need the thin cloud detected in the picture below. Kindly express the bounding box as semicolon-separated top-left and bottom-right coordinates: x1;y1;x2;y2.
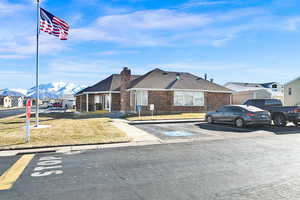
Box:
0;55;29;59
286;16;300;31
71;7;276;47
182;0;234;8
96;50;138;55
0;1;26;17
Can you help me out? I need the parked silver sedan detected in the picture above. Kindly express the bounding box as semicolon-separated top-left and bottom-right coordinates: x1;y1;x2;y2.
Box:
206;105;271;128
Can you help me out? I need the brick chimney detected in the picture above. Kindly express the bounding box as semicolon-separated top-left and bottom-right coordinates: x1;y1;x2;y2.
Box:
120;67;131;113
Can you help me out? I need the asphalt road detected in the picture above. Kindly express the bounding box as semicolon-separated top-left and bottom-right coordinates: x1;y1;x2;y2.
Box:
134;122;300;141
2;134;300;199
0;108;25;118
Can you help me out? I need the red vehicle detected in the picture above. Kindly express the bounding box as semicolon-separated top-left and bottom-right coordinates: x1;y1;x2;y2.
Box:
52;102;62;107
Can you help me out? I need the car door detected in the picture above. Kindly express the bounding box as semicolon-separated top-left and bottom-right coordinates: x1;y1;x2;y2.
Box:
213;106;227;122
221;106;238;123
227;107;243;123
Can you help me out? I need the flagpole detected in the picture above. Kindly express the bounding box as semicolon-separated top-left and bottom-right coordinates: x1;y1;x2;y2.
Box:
35;0;40;127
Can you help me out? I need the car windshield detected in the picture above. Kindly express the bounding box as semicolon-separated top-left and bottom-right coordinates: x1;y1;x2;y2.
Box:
238;105;264;112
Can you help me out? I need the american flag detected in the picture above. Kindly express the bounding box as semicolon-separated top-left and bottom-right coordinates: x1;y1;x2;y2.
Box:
40;8;70;40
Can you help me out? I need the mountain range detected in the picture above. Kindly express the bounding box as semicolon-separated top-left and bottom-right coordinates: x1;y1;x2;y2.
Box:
0;82;86;99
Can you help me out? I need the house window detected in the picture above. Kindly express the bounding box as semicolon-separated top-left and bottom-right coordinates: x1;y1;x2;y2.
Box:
94;95;100;103
289;88;292;95
174;91;204;106
136;91;148;106
272;84;277;88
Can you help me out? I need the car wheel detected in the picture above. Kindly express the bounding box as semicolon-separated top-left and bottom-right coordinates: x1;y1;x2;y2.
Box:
293;121;299;126
273;114;287;127
207;116;213;124
235;118;244;128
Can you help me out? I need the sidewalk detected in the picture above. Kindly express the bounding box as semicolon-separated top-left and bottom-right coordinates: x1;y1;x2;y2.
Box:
112;119;163;142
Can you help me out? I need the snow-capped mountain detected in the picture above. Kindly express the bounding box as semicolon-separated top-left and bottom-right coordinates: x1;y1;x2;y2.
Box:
1;82;87;99
0;88;25;97
27;82;86;99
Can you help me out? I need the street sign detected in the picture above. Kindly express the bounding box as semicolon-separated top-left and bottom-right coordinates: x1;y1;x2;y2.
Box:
137;105;142;117
25;99;31;143
149;104;154;117
26;99;31;120
137;105;142;112
149;104;154;111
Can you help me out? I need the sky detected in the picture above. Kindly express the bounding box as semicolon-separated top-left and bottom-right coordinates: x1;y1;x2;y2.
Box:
1;0;300;89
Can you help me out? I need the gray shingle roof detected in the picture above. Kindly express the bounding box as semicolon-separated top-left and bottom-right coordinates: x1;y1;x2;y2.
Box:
225;82;279;88
128;68;232;92
76;68;232;95
75;74;140;95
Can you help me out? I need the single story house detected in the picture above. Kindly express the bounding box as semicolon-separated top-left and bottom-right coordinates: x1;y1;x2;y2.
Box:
224;82;284;104
0;96;12;108
75;68;233;114
11;96;24;108
231;89;272;105
284;77;300;106
62;93;75;109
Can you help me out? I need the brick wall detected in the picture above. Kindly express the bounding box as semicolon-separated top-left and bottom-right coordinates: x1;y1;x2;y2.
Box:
206;92;231;111
120;67;131;113
75;96;80;111
111;93;121;111
88;94;95;111
138;91;231;114
76;94;95;112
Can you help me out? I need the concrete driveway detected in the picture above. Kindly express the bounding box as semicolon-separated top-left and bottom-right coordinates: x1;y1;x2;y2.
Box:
133;122;300;141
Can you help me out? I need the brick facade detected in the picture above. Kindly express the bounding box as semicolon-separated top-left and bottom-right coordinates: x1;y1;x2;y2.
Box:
111;93;121;111
120;67;131;113
75;96;80;111
76;91;231;113
136;91;231;115
75;94;95;112
205;92;231;111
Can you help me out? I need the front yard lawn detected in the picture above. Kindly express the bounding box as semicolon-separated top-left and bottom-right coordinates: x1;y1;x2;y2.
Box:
126;113;206;121
0;112;129;150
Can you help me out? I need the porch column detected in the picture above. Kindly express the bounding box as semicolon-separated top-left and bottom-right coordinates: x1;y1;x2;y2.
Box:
80;95;83;112
86;94;89;112
109;92;112;112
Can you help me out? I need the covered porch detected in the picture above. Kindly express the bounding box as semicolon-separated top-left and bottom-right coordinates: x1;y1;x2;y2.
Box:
75;92;120;112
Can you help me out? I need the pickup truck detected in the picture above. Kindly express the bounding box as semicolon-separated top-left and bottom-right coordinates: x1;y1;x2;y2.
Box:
243;99;300;126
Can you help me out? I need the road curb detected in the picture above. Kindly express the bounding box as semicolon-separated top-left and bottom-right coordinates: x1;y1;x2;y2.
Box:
127;118;205;125
0;140;162;157
0;140;130;152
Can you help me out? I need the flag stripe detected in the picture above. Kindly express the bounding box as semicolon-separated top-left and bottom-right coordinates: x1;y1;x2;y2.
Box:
39;7;69;40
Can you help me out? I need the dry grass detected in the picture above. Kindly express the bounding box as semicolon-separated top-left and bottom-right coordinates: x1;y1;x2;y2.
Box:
127;113;206;121
0;112;129;150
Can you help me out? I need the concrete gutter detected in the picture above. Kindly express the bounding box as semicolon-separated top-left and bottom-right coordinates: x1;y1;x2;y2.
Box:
0;141;162;157
127;118;205;125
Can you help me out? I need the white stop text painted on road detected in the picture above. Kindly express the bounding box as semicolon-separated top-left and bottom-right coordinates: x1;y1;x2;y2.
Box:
31;156;63;177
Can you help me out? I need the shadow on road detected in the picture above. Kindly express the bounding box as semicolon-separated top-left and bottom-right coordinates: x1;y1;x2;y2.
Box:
196;123;254;133
197;122;300;135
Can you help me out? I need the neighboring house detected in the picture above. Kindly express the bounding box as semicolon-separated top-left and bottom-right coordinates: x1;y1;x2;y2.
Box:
0;96;12;108
230;89;271;105
284;77;300;106
11;96;24;108
62;93;75;109
75;67;232;114
224;82;284;104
